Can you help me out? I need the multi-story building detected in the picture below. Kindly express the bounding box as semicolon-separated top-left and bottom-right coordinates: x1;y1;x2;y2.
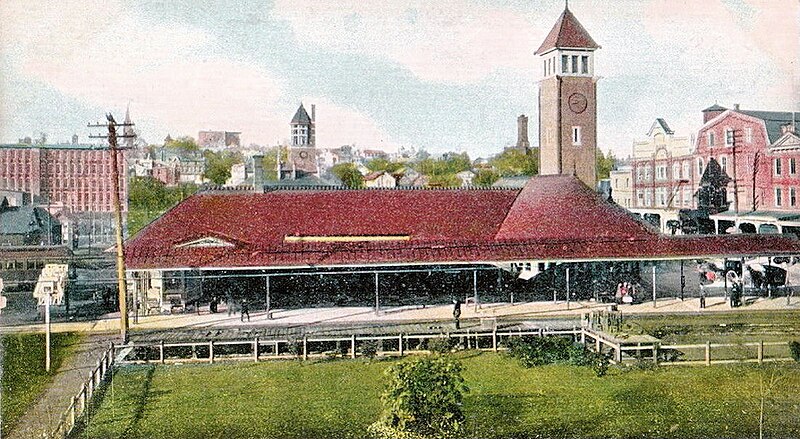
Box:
198;130;241;151
0;143;128;245
609;166;633;208
696;105;800;235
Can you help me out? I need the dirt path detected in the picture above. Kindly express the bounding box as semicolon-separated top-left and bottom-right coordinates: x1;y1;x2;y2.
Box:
6;333;117;439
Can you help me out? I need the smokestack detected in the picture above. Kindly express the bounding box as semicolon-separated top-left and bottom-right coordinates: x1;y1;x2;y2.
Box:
311;104;316;123
517;114;530;150
734;103;740;111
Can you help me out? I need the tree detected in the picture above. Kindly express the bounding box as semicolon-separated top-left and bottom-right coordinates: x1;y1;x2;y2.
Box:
596;149;617;180
331;163;364;189
369;356;468;439
366;157;404;174
489;149;538;177
473;169;500;186
261;146;289;181
203;150;243;185
165;136;199;152
128;176;169;211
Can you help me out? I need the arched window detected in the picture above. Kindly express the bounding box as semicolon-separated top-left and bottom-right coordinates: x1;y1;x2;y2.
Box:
698;158;705;176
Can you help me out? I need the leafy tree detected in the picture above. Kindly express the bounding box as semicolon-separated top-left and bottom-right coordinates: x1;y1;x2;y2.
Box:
165;136;199;152
369;356;468;439
261;146;289;181
427;174;462;188
331;163;364;189
203;150;243;185
129;176;169;210
366;157;404;174
596;149;617;180
489;149;538;177
473;169;500;186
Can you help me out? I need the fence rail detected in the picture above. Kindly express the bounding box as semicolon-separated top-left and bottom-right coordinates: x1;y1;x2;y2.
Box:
49;343;115;439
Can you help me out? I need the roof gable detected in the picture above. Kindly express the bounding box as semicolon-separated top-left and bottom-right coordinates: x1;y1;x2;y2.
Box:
535;7;600;55
495;175;655;241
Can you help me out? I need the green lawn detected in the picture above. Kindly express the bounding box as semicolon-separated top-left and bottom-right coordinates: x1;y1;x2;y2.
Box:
1;332;82;433
82;353;800;439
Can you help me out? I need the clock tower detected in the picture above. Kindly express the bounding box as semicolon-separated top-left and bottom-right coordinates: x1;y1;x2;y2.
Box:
536;4;600;188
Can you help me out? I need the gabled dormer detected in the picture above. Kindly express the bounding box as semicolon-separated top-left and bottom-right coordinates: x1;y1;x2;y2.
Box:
535;4;600;79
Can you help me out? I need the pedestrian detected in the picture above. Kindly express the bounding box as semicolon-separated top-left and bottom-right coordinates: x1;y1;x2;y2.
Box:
452;298;462;330
240;299;250;322
615;283;623;304
700;284;706;309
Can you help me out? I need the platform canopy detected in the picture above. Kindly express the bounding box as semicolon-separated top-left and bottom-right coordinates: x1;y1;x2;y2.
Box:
125;176;800;271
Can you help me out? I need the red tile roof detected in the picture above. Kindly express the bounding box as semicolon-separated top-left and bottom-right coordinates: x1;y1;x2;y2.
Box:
534;7;600;55
126;176;800;270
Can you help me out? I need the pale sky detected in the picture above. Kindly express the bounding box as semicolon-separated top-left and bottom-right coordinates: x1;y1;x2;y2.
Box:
0;0;798;159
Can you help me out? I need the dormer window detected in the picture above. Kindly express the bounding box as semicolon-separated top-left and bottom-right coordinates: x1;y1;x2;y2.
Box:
561;55;568;73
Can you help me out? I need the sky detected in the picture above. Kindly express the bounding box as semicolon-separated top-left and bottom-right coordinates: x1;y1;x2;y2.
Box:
0;0;798;160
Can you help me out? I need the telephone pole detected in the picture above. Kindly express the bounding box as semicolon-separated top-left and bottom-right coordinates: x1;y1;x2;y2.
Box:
89;114;134;343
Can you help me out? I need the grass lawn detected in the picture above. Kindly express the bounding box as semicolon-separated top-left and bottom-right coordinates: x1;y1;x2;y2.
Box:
1;332;82;433
82;352;800;439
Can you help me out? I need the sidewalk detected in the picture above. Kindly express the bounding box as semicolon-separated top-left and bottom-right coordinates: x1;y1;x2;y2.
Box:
2;296;798;335
5;333;115;439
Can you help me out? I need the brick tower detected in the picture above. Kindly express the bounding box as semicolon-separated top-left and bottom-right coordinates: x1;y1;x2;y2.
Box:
536;4;600;188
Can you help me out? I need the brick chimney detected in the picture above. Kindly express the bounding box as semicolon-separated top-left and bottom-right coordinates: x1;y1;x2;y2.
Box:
516;114;530;150
702;104;727;124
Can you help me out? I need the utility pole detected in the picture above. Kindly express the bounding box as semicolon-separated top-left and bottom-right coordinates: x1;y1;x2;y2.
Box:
89;114;134;343
751;151;761;212
727;129;741;215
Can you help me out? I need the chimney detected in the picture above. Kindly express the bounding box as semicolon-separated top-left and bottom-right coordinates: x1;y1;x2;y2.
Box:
733;103;740;111
311;104;316;123
72;134;78;144
516;114;530;150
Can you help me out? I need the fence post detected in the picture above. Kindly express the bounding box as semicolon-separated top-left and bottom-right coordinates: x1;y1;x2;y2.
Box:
160;340;165;364
492;329;498;352
580;328;586;345
398;334;404;356
88;370;95;399
572;325;577;342
69;397;77;431
254;337;259;363
615;344;622;363
275;340;279;357
209;341;215;364
303;335;308;361
652;342;659;366
595;336;601;354
705;341;711;366
466;329;471;349
81;384;88;416
758;340;764;364
351;334;356;359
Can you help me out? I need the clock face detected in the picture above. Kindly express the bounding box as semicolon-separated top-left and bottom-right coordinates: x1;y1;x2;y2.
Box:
568;93;588;114
299;151;308;159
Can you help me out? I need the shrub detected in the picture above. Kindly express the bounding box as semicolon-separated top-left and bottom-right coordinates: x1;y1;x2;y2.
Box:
369;356;468;439
504;336;608;376
425;337;456;354
359;340;380;359
789;341;800;362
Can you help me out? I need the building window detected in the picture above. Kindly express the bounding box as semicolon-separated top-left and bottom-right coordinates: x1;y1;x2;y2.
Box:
543;60;547;77
725;128;734;147
625;177;629;188
683;162;690;180
792;187;797;207
707;132;715;147
720;156;727;172
776;188;783;207
656;165;667;180
644;191;652;207
672;163;681;180
745;127;753;143
656;187;666;206
581;55;588;74
571;55;578;73
775;158;782;176
683;188;692;207
644;166;651;181
562;55;568;73
572;126;581;145
636;167;643;182
698;158;705;176
791;158;797;175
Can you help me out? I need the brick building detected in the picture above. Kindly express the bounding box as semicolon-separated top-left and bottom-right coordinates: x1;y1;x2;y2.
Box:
0;143;128;245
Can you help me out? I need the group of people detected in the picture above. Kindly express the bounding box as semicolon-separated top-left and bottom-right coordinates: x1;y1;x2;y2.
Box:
209;295;250;322
614;282;638;304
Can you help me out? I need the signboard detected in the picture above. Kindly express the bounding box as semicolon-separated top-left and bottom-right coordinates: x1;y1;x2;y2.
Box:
33;264;68;306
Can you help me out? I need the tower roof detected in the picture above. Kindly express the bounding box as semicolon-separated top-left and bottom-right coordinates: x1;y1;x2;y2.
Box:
291;104;312;125
535;5;600;55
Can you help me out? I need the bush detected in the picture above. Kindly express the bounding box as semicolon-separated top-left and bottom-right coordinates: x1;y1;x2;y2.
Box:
369;356;468;439
359;340;380;359
504;336;608;376
789;341;800;362
425;337;456;354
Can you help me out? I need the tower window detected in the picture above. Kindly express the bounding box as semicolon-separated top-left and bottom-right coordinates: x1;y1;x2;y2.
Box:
572;126;582;145
561;55;568;73
581;55;589;74
571;55;578;73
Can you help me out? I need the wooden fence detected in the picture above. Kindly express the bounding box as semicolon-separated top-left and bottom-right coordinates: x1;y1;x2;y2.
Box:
113;328;582;364
49;343;115;439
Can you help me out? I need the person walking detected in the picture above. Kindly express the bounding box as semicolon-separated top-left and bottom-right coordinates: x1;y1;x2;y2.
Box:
240;299;250;322
452;298;462;330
